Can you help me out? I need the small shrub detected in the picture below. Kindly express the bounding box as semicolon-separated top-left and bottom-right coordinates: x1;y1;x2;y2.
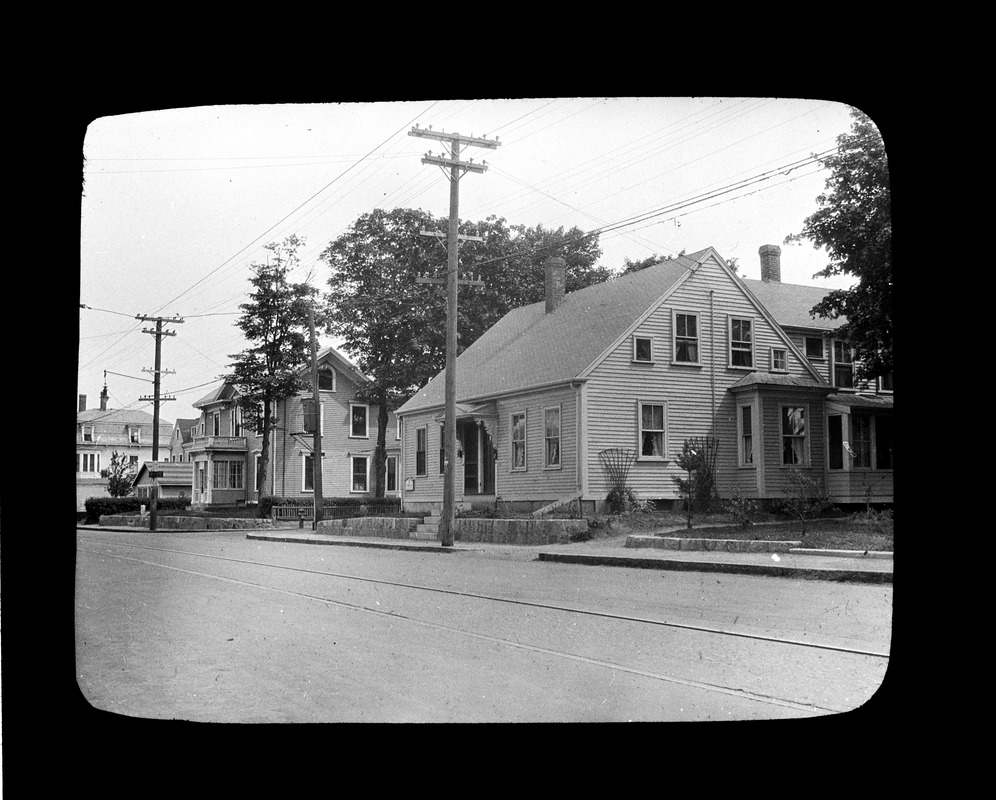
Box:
850;507;894;536
777;467;835;534
607;487;651;515
725;490;759;530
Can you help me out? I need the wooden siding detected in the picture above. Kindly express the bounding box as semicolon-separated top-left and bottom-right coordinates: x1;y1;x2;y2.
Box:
757;390;827;498
271;380;398;499
400;385;579;505
584;255;822;502
494;386;579;503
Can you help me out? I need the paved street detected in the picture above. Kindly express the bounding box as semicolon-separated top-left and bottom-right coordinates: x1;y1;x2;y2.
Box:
75;528;893;723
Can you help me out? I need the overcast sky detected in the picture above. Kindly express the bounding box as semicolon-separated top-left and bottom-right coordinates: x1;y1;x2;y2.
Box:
79;97;868;425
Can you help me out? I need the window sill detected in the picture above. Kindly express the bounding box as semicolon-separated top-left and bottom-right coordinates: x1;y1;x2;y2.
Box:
631;359;655;366
670;361;702;367
636;456;670;464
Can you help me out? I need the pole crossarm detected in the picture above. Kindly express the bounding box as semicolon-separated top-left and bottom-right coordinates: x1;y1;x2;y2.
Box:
416;275;484;286
409;125;501;151
420;229;483;242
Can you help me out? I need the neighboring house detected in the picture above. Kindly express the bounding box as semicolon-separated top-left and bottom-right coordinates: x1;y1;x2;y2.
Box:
169;418;199;463
742;245;893;503
76;386;174;511
188;347;400;507
396;247;893;514
132;461;194;503
268;347;401;502
188;383;264;507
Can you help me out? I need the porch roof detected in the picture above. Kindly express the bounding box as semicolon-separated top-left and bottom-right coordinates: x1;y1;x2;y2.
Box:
728;371;833;393
826;392;894;410
431;402;497;422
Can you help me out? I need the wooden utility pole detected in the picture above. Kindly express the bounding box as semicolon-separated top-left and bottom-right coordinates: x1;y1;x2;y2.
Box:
308;301;324;529
409;124;499;546
137;314;184;531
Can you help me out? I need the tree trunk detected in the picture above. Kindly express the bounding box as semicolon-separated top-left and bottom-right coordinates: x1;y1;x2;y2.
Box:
374;398;388;499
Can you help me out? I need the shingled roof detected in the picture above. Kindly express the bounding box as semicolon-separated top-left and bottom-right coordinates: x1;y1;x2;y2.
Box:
741;278;845;332
399;251;703;413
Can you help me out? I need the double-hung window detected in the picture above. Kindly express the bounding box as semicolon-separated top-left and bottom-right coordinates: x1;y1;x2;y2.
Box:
851;414;872;468
511;412;527;470
781;406;807;465
351;456;369;493
212;414;220;437
638;401;666;459
833;341;854;388
673;312;699;364
770;347;787;372
303;454;315;491
415;427;427;476
439;423;446;474
81;425;94;442
78;453;99;473
350;404;369;438
729;317;753;368
130;426;141;444
739;405;754;466
544;406;561;467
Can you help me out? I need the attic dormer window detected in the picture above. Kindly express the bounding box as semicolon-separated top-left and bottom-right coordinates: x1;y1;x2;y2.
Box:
318;366;336;391
129;427;141;444
81;425;94;442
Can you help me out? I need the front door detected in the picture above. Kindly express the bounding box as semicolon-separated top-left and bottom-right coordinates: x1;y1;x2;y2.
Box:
461;421;495;495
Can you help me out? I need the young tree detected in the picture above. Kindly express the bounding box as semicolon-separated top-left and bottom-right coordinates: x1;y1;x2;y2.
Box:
786;108;892;380
106;450;135;497
321;209;610;497
224;236;315;511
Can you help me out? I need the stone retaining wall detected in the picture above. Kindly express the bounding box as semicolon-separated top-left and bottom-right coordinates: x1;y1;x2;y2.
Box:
100;515;274;530
316;517;419;539
453;518;587;545
626;535;802;553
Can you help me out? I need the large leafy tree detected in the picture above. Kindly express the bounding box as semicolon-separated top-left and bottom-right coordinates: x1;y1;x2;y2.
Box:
787;108;892;380
224;235;315;509
320;208;609;497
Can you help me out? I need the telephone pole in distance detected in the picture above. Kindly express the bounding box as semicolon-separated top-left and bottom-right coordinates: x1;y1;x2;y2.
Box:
137;313;184;531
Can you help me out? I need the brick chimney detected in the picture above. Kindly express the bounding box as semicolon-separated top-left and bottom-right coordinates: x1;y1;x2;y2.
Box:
759;244;781;282
78;394;87;412
544;256;566;313
100;384;108;411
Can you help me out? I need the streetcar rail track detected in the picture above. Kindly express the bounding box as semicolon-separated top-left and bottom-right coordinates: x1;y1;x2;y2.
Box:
78;538;890;660
79;544;852;715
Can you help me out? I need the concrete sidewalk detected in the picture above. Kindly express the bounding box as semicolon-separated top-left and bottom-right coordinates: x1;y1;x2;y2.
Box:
79;524;893;584
242;527;894;584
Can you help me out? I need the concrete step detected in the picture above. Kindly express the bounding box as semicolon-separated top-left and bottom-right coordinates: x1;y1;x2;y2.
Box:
412;528;440;540
415;523;439;534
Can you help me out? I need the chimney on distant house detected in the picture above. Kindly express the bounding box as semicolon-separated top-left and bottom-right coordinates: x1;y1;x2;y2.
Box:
100;384;108;411
759;244;782;282
78;394;87;412
545;256;566;313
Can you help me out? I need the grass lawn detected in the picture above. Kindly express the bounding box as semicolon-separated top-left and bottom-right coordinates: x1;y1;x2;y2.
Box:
608;510;894;552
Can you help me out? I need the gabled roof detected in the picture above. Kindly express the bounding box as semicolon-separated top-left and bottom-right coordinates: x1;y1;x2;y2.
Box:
399;252;700;413
173;418;199;443
741;278;844;332
311;346;370;387
132;461;194;486
196;348;369;410
193;382;239;409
